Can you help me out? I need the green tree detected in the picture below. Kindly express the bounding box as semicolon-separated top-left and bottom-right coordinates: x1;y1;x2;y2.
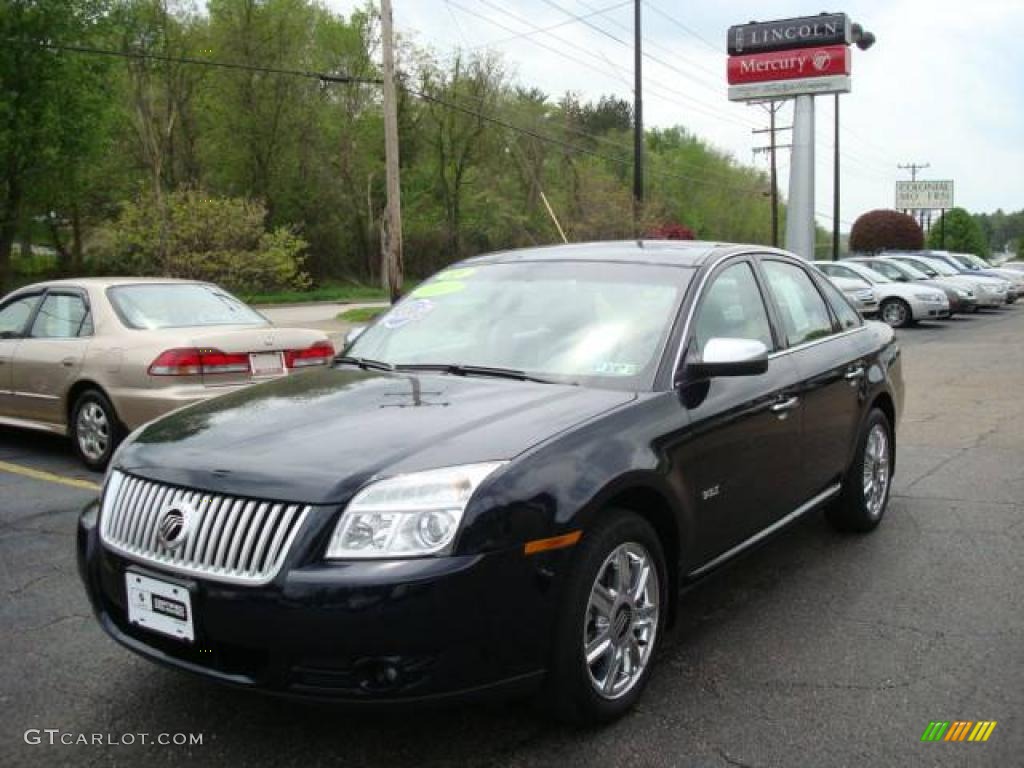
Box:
0;0;116;286
928;207;989;257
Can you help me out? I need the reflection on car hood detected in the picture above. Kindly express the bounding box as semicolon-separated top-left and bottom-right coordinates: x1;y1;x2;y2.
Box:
117;367;635;504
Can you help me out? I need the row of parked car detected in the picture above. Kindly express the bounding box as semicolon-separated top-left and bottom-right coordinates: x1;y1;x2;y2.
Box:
814;250;1024;328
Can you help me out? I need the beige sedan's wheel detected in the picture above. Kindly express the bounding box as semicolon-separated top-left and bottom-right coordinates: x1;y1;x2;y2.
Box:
71;390;123;471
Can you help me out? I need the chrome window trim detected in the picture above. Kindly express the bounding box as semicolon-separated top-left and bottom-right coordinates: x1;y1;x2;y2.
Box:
671;249;853;381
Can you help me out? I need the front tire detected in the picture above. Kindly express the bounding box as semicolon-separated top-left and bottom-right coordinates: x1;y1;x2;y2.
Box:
827;408;893;533
880;298;912;328
70;389;123;471
544;510;667;725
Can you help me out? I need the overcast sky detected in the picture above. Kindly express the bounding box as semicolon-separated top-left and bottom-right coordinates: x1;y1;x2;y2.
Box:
325;0;1024;234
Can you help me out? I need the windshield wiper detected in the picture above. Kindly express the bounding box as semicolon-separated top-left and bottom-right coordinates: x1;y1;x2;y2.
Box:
394;363;567;385
334;355;395;372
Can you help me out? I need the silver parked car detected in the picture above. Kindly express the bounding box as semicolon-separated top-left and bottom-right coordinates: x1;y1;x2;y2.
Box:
881;254;1008;309
825;274;879;316
813;261;949;328
849;256;978;315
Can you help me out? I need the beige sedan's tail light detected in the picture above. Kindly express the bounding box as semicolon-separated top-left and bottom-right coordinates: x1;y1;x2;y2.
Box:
284;340;335;369
148;348;250;376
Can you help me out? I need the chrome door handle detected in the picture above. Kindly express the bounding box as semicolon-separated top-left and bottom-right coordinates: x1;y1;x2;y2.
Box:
845;366;865;380
770;396;800;414
61;357;76;368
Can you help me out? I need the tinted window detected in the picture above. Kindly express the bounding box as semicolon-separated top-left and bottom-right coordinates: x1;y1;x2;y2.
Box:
30;293;91;338
693;262;774;353
0;294;41;337
818;279;862;330
108;284;267;329
762;261;834;346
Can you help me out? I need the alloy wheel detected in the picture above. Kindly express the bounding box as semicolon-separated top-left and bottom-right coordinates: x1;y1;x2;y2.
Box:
77;402;110;462
583;542;660;700
881;301;908;327
862;423;890;518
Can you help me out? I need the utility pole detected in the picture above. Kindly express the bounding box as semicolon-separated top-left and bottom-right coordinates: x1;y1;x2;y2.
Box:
380;0;403;304
753;102;789;247
633;0;643;233
832;93;840;261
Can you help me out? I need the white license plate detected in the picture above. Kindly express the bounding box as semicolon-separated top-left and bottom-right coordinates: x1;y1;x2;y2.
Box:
250;351;285;378
126;572;194;642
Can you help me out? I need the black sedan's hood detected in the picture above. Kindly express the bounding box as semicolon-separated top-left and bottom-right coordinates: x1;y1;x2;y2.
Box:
118;367;634;504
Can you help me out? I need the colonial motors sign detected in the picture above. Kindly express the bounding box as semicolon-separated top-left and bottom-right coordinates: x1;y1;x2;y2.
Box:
728;13;852;56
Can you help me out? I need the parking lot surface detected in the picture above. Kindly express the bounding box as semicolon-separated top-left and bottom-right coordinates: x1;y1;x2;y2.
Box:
2;309;1022;767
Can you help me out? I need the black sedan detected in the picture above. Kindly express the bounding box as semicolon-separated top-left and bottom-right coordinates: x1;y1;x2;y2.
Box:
78;241;904;724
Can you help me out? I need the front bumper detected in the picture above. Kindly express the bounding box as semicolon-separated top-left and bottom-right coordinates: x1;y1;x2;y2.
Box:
907;296;951;320
78;501;554;703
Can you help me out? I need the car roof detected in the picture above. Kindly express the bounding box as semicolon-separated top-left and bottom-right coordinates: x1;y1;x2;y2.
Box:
12;277;211;292
459;240;787;268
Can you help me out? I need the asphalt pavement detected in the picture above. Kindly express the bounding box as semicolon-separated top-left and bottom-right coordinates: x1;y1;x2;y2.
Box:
1;308;1022;767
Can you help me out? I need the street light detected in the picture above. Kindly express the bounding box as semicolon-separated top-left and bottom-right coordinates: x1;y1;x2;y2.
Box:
833;22;876;260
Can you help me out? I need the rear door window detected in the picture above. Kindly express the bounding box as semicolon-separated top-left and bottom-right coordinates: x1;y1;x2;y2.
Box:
762;261;835;347
29;293;92;338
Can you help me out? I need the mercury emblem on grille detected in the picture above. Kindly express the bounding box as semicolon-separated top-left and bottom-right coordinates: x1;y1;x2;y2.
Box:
157;501;195;550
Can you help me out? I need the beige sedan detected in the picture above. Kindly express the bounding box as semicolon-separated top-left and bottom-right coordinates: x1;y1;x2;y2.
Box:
0;278;334;469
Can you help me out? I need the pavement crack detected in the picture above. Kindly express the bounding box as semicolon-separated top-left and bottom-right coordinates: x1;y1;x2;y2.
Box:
717;747;764;768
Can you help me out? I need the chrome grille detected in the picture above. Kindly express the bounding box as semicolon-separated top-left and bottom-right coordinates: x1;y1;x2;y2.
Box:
99;470;310;585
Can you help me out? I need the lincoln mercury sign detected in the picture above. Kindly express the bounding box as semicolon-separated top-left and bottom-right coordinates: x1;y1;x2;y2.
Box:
728;45;851;85
895;180;955;210
728;13;852;56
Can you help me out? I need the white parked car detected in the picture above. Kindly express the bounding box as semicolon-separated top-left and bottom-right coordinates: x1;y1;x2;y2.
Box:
813;261;949;328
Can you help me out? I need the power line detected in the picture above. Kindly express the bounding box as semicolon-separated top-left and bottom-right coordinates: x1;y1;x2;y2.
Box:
408;85;767;196
646;1;723;54
22;35;769;199
471;0;632;49
462;0;757;131
18;39;381;84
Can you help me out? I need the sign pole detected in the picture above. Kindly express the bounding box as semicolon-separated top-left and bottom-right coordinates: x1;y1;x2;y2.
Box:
632;0;643;233
785;94;816;260
832;92;840;261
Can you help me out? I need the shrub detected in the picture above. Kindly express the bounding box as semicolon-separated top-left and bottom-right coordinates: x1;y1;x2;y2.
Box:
647;222;696;240
849;209;924;253
92;190;310;295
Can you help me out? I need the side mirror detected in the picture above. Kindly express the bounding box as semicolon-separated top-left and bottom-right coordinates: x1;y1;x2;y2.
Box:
344;326;366;347
685;338;769;381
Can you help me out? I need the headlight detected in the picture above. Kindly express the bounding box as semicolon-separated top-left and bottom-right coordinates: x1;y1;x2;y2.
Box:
955;289;969;298
913;292;941;303
326;462;506;559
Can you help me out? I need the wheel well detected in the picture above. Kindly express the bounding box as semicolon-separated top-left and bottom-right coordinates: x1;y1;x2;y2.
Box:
869;392;896;470
604;486;681;626
65;380;109;423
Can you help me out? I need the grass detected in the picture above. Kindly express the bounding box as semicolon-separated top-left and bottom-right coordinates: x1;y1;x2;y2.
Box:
338;306;388;323
246;280;388;305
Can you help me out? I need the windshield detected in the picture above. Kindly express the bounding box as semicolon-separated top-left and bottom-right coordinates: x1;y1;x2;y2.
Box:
923;259;960;277
348;261;691;389
892;262;928;279
894;258;937;277
852;265;892;284
108;283;268;329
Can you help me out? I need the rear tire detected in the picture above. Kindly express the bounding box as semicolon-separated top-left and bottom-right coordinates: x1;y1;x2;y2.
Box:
70;389;123;472
543;509;667;725
827;408;893;533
